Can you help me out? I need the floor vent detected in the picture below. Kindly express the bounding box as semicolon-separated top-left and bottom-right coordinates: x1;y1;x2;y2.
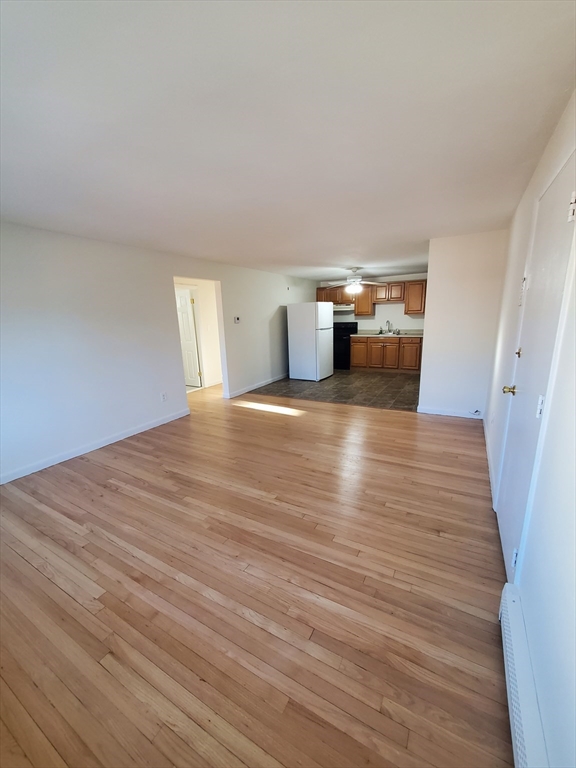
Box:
500;584;548;768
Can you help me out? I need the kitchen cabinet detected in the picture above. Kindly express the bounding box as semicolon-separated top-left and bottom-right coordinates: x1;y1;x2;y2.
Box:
387;282;405;302
350;337;368;367
354;286;374;316
399;337;422;370
351;335;420;371
368;337;400;369
404;280;426;314
318;286;349;304
318;279;426;314
328;287;343;304
373;282;405;303
382;339;400;368
373;284;388;302
367;339;384;367
316;285;375;314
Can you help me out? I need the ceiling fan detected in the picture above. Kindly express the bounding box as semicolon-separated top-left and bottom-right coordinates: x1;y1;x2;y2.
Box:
327;268;382;295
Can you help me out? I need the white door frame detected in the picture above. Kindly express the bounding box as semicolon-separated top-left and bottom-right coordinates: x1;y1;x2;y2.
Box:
514;232;575;583
494;154;575;580
173;277;229;397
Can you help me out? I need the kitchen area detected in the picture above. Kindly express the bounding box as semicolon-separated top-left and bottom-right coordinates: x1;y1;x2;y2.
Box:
252;275;426;411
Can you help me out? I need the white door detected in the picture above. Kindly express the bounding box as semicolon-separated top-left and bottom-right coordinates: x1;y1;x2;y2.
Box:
175;287;202;388
316;328;334;380
497;154;575;580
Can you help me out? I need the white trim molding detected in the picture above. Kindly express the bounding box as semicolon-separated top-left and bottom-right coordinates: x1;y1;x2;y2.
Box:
417;406;482;419
0;408;190;485
226;373;287;399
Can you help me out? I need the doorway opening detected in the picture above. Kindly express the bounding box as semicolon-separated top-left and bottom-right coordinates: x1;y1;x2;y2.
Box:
173;278;225;399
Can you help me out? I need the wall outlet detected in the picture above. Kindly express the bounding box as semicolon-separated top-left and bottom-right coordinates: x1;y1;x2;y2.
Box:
160;392;168;403
511;548;518;569
536;394;545;419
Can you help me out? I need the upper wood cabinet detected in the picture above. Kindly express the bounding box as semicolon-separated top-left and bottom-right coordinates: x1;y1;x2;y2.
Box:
316;285;375;314
404;280;427;314
373;282;405;303
387;282;405;302
316;286;345;303
318;279;426;314
354;286;375;315
373;285;388;302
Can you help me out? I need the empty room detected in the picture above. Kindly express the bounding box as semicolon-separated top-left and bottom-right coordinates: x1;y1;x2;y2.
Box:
0;2;574;768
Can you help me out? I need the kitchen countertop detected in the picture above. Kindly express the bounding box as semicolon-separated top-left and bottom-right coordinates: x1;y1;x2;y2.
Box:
351;330;424;338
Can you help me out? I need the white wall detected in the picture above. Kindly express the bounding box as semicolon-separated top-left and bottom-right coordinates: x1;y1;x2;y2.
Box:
0;222;315;483
353;303;425;331
485;93;576;500
418;230;509;418
174;278;223;388
516;244;575;768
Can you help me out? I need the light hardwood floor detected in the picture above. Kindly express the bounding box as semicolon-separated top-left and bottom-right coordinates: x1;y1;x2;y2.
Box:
0;386;512;768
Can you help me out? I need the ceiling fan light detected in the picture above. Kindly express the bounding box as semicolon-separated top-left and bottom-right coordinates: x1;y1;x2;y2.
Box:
345;283;363;295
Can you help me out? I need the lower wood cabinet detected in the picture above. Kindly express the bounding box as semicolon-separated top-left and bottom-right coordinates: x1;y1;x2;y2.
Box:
368;339;385;367
399;338;422;370
382;340;400;368
350;338;368;367
351;336;421;372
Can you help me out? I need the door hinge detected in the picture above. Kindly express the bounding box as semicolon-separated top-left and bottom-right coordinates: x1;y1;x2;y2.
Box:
511;548;518;569
198;371;202;377
190;297;195;304
569;192;576;222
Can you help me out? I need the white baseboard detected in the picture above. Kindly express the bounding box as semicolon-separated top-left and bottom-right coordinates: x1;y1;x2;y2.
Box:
202;378;223;389
417;405;482;419
500;584;548;768
226;373;287;399
0;408;190;485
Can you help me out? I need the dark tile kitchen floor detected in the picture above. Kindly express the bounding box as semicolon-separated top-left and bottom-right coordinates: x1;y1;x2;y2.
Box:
249;370;420;411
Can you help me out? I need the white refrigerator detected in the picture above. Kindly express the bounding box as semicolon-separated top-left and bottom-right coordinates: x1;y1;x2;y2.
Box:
287;302;334;381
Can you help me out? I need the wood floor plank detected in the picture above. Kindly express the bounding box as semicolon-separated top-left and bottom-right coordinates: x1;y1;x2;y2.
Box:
0;387;512;767
0;720;34;768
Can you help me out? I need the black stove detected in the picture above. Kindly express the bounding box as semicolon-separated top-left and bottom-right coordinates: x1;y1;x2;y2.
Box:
333;322;358;370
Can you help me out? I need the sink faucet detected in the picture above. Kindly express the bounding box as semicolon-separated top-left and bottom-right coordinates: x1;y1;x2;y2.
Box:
385;320;393;333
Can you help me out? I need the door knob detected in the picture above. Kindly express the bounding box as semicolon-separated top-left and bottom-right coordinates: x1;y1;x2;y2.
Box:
502;385;516;395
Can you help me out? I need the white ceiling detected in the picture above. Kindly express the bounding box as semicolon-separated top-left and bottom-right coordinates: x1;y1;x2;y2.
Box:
1;1;574;280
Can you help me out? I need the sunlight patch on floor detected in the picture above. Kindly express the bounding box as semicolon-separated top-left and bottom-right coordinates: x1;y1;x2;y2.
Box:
233;401;305;416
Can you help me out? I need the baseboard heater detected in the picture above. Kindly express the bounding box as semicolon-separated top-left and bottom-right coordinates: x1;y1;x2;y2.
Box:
499;584;548;768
